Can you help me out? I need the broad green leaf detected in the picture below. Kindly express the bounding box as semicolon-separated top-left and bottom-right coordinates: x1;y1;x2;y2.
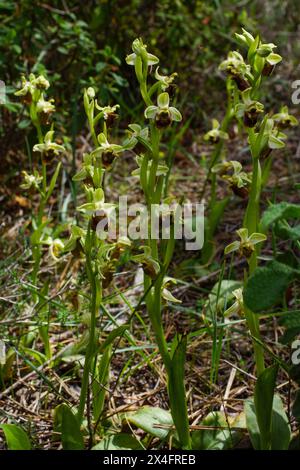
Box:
21;347;47;366
54;404;84;450
0;424;31;450
271;394;291;450
275;222;300;242
92;347;111;423
245;398;261;450
279;310;300;344
191;412;241;450
245;393;291;450
261;202;300;232
92;433;143;450
244;260;299;312
254;364;278;449
168;336;191;449
125;406;173;440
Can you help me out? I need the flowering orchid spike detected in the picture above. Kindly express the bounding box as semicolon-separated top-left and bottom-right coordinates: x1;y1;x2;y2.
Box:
214;160;252;198
21;170;43;191
90;133;124;169
219;51;253;91
235;88;264;128
95;102;120;126
204;119;229;143
36;95;55;124
132;246;160;279
235;28;255;47
155;66;177;92
224;288;244;317
273;106;298;129
64;226;86;253
161;277;182;304
126;38;159;67
145;92;182;129
41;237;64;262
33;130;65;164
224;227;267;259
15;73;50;104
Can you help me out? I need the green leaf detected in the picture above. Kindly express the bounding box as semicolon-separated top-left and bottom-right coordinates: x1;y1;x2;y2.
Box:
191;412;241;450
275;221;300;241
279;310;300;344
245;399;261;450
21;347;47;366
46;162;62;201
125;406;173;440
168;336;191;449
98;325;128;354
201;197;229;263
0;424;31;450
261;202;300;232
254;364;278;449
92;347;111;423
244;260;299;312
270;394;291;450
54;404;84;450
92;433;143;450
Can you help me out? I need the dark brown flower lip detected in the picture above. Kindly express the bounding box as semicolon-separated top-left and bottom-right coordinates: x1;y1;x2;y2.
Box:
155;110;172;129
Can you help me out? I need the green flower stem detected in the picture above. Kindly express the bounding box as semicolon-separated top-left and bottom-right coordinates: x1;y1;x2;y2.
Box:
209;109;232;209
140;99;191;448
244;136;265;376
140;153;149;197
31;111;45;301
146;277;171;372
200;79;233;203
77;229;101;424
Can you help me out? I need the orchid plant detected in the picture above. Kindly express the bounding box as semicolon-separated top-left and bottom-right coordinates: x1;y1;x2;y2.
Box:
126;38;191;449
15;74;65;359
220;29;298;449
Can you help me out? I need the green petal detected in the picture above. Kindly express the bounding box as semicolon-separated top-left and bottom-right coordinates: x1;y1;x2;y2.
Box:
147;53;159;66
267;53;282;65
157;92;170;109
144;105;158;119
169;107;182;122
248;232;267;245
97;133;107;145
77;202;96;212
224;241;240;255
231;161;243;173
72;168;87;181
224;300;240;316
94;188;105;202
125;53;136;65
268;134;285;149
236;228;249;242
212;119;220;129
162;288;181;304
